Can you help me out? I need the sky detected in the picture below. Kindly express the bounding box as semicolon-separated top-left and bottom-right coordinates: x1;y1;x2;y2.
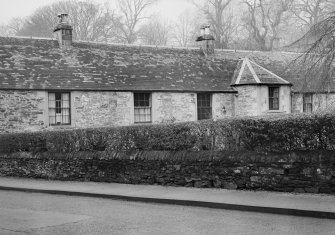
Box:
0;0;195;24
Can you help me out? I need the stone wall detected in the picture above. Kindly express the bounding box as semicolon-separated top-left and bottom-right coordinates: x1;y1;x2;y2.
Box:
235;85;291;116
234;86;258;116
0;90;46;133
72;91;133;127
212;93;235;118
258;85;291;115
0;90;238;133
1;151;334;194
292;93;335;113
152;92;196;123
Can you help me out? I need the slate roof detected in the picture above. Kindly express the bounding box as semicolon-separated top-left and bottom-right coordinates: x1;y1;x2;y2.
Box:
231;58;291;86
0;36;333;93
215;50;335;92
0;37;237;92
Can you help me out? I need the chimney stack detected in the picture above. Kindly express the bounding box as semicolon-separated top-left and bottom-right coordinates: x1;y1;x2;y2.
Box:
200;26;205;36
53;13;73;49
195;25;215;56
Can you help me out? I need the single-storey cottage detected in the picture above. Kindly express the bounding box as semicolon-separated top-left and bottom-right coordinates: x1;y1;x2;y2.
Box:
0;15;334;133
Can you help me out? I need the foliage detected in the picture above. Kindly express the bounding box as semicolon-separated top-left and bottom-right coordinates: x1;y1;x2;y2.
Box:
1;114;335;154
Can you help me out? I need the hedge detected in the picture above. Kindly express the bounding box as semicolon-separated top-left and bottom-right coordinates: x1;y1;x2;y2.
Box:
1;113;335;153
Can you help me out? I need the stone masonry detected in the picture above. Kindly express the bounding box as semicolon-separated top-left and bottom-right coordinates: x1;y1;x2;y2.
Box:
1;150;334;194
152;92;196;123
0;90;46;133
73;91;133;128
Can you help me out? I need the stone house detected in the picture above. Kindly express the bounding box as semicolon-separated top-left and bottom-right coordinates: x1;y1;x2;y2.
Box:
0;16;334;133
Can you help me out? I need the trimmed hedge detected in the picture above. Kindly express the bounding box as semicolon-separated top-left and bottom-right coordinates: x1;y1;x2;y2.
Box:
1;113;335;153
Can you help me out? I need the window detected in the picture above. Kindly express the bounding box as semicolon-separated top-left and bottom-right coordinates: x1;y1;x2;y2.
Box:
197;93;212;120
134;93;152;123
269;87;279;110
48;92;70;125
303;93;313;113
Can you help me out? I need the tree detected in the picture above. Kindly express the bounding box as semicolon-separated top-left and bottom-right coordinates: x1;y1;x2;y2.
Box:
17;0;118;42
193;0;235;49
289;13;335;91
291;0;331;28
139;16;171;45
0;25;10;37
6;17;25;36
242;0;293;51
115;0;156;44
172;10;200;47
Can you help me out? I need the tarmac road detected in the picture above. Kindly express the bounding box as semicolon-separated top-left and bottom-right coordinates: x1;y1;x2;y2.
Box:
0;190;334;235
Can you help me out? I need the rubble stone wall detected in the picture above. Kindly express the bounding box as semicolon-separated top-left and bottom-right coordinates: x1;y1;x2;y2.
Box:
292;93;335;113
0;90;47;133
1;151;334;194
212;93;235;118
72;91;133;127
152;92;196;123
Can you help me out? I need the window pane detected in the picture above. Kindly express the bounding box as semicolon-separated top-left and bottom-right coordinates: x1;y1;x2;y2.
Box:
62;93;69;101
55;93;61;100
49;93;55;101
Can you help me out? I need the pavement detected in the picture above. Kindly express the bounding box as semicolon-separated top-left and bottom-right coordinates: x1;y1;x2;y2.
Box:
0;177;334;219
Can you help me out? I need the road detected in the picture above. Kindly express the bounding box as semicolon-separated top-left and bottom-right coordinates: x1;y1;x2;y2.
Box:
0;190;334;235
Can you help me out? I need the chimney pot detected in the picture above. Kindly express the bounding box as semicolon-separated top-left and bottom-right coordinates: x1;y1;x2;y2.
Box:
200;26;205;36
58;13;69;24
204;25;210;35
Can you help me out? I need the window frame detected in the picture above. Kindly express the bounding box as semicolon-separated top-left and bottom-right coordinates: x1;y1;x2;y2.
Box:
134;92;152;123
303;93;313;113
197;93;212;120
48;92;71;126
269;87;280;110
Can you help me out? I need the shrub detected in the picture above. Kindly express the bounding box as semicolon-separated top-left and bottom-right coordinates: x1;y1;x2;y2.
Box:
1;113;335;153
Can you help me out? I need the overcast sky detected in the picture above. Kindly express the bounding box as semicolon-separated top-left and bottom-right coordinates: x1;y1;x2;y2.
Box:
0;0;195;24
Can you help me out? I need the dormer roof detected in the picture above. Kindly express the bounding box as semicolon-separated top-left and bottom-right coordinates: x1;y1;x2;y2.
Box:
231;58;291;86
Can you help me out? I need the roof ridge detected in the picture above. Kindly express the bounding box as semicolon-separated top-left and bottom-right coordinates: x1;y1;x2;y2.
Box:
1;36;304;55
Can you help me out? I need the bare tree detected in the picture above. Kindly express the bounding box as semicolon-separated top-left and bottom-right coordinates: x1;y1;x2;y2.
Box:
17;0;118;42
0;25;11;36
172;10;200;47
115;0;156;44
289;13;335;91
139;15;171;45
291;0;331;28
6;17;25;35
193;0;235;49
242;0;293;51
17;6;56;38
